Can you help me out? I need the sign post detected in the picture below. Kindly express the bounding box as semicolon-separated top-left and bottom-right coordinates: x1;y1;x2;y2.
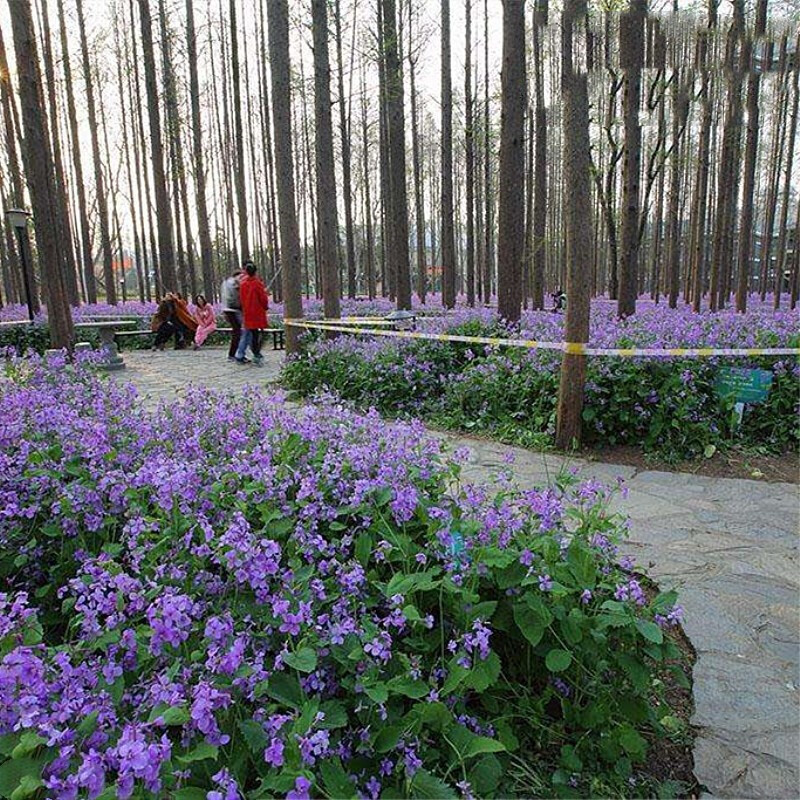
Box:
714;367;773;430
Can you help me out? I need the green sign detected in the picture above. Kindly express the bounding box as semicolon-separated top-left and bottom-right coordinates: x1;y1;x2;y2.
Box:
715;367;773;404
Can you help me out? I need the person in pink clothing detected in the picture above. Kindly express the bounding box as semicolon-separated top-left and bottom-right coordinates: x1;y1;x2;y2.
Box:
192;295;217;350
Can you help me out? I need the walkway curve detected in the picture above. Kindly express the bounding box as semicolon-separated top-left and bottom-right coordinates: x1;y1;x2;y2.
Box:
112;347;800;799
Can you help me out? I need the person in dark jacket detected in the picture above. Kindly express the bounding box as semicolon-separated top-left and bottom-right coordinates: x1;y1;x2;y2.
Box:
235;261;269;365
220;268;244;361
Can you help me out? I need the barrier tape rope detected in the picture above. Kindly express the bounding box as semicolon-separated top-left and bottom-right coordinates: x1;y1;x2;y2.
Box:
283;319;800;358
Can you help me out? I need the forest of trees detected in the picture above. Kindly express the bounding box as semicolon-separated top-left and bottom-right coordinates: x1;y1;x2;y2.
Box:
1;0;799;341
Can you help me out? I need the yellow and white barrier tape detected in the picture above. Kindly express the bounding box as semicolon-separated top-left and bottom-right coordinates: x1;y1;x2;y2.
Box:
283;318;800;359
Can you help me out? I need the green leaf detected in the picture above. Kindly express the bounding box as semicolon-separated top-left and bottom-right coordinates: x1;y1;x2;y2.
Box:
513;602;546;647
545;648;572;672
174;789;210;800
364;682;389;704
374;725;403;753
618;726;647;760
319;700;348;729
319;758;355;799
159;705;190;726
177;742;219;764
9;733;44;760
409;769;457;799
0;757;45;800
258;672;303;708
468;754;503;795
465;651;501;692
635;619;664;644
355;532;373;567
238;719;269;755
617;653;650;692
9;775;41;800
387;676;429;699
560;608;584;645
0;735;18;758
283;647;318;673
464;736;506;759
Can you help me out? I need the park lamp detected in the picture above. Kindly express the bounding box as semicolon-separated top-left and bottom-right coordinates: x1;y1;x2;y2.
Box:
5;208;34;323
385;309;416;332
5;208;30;231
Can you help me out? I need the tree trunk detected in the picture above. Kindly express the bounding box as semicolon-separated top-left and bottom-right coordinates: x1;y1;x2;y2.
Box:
440;0;456;308
39;0;79;306
229;0;249;262
734;0;767;312
408;8;426;304
482;0;492;303
138;0;176;291
186;0;215;300
464;0;475;307
8;0;74;348
334;0;357;299
0;24;38;311
311;0;342;320
773;41;799;309
709;1;745;311
618;0;646;318
381;0;411;310
496;0;526;324
555;0;592;450
76;0;115;303
266;0;303;352
666;77;689;308
531;0;547;310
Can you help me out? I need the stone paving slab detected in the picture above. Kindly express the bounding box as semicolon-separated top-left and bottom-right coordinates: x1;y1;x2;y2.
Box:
112;348;800;799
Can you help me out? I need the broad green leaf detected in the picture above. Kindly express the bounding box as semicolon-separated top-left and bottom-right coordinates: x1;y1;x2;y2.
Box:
618;726;647;760
374;725;403;753
173;789;210;800
464;736;506;759
258;672;303;708
355;532;373;567
469;754;503;795
159;705;190;726
319;701;348;729
0;757;45;800
364;682;388;704
283;647;318;673
545;648;572;672
319;759;355;799
177;742;219;764
514;602;546;647
464;651;501;692
387;676;429;699
9;733;43;760
238;719;269;755
9;775;41;800
409;769;457;799
635;619;664;644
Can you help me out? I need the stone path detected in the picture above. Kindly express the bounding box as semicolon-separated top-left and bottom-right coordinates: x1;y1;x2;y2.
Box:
112;347;800;799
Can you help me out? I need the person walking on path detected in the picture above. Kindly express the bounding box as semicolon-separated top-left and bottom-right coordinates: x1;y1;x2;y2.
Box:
192;295;217;349
235;261;269;366
221;268;244;361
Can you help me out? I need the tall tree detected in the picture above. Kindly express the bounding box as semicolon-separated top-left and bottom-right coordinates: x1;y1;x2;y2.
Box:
407;0;426;303
555;0;592;449
229;0;250;261
735;0;768;312
482;0;492;303
39;0;79;305
76;0;115;303
618;0;646;318
335;0;357;299
8;0;73;347
186;0;215;299
383;0;412;309
440;0;456;308
530;0;547;310
709;0;745;311
464;0;475;307
266;0;303;352
496;0;526;323
666;77;689;308
311;0;341;319
138;0;176;291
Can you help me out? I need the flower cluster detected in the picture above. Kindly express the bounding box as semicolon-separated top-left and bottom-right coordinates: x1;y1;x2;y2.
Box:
0;356;688;798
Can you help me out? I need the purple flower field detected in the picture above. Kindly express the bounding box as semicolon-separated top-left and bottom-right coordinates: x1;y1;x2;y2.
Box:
0;354;689;798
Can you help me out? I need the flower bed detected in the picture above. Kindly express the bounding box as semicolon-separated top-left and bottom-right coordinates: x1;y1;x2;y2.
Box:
282;302;800;461
0;356;691;798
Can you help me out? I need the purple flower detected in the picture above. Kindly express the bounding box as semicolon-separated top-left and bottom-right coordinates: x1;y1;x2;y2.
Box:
263;738;284;768
538;574;553;592
286;776;312;800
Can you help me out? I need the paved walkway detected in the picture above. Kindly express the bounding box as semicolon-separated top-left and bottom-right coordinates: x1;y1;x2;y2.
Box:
112;347;800;799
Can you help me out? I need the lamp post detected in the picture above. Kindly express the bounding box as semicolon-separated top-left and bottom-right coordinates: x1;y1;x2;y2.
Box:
5;209;34;323
119;276;127;304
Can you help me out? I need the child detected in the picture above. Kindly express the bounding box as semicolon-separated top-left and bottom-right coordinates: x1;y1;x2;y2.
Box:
192;295;217;350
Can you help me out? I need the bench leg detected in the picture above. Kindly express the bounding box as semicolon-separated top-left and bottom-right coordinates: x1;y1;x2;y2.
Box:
97;328;125;371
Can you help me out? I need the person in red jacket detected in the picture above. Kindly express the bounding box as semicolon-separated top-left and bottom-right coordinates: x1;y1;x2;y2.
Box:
235;261;269;365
